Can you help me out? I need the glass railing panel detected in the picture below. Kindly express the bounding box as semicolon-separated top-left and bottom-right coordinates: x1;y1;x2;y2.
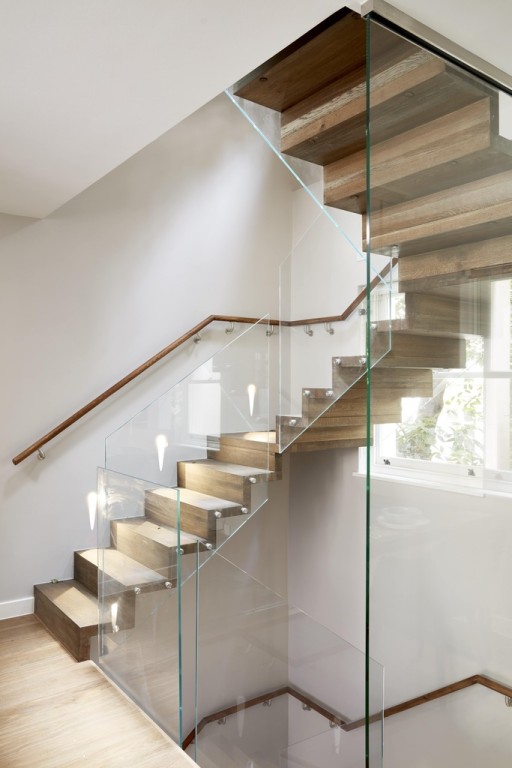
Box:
190;554;382;767
277;204;392;453
96;467;184;742
367;13;512;766
104;318;271;561
227;61;393;455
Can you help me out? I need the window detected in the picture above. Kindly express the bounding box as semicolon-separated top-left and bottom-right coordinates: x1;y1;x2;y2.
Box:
369;280;512;494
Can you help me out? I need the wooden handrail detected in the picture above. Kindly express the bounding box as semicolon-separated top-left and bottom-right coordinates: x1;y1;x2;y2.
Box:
183;672;512;748
12;258;397;465
12;314;275;465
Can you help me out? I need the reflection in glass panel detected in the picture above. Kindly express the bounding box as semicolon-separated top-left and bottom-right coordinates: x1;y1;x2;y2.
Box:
367;13;512;767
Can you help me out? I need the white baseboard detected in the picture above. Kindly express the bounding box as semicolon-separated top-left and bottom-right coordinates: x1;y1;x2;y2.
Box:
0;597;34;620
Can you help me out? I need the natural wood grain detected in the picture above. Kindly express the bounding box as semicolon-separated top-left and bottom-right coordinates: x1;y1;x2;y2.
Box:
12;314;277;466
375;291;490;337
342;333;466;369
0;614;194;768
398;234;512;291
145;487;242;542
206;431;282;473
325;97;502;212
34;581;99;662
281;49;447;165
177;460;274;507
234;11;365;112
75;548;167;594
367;168;512;257
183;684;347;750
111;518;202;577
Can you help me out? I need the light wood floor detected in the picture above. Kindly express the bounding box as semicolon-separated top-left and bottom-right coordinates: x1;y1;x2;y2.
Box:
0;615;196;768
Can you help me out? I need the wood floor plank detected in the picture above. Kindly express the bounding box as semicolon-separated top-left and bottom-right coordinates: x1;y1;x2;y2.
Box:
0;615;195;768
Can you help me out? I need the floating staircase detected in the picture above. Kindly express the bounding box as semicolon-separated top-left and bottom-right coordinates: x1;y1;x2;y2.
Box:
35;7;503;742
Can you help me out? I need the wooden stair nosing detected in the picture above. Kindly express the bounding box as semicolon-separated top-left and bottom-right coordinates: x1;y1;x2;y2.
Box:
34;580;98;662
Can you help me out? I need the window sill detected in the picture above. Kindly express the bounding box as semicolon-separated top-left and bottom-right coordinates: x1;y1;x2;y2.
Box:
354;469;512;498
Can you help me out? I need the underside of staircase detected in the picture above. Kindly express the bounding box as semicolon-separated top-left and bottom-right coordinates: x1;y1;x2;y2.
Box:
35;5;505;725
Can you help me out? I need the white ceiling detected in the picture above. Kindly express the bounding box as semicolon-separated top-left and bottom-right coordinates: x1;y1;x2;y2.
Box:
1;0;511;219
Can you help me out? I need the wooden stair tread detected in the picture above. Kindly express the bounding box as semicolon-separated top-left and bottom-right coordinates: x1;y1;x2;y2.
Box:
148;486;242;512
179;459;273;480
281;53;487;167
398;233;512;290
35;580;98;631
76;548;166;590
324;97;512;213
207;431;281;472
234;10;365;112
367;168;512;258
113;518;203;549
375;292;489;337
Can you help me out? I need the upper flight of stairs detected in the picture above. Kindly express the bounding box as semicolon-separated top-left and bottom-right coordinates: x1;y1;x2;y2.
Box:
36;7;502;664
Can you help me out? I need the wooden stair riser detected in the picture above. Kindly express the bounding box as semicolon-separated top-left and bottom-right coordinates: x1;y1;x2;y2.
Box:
234;10;366;114
145;489;241;543
34;582;98;663
206;433;281;474
342;333;465;369
301;388;403;421
398;234;512;291
74;549;165;604
177;461;272;508
365;168;512;258
111;519;194;579
375;291;490;337
324;97;503;213
281;57;489;171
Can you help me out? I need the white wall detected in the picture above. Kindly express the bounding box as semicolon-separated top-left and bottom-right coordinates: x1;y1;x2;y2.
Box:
369;477;512;706
0;93;294;612
288;448;366;651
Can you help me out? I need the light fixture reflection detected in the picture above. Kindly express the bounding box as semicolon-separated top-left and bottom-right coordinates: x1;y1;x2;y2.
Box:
247;384;256;417
87;491;97;531
156;434;168;471
111;601;119;633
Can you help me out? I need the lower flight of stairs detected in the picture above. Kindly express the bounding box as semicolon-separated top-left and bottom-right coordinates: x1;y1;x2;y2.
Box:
34;290;470;661
34;436;281;661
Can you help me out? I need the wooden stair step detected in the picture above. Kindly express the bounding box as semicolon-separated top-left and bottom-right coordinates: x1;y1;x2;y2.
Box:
280;45;487;167
366;168;512;258
207;431;281;473
34;580;99;662
111;518;205;578
234;10;366;113
74;548;168;595
145;486;243;542
341;333;465;369
332;365;433;397
324;97;512;213
177;460;275;508
375;292;490;337
397;234;512;290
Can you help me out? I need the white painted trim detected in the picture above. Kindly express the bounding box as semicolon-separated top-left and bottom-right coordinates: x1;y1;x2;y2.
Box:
0;597;34;620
